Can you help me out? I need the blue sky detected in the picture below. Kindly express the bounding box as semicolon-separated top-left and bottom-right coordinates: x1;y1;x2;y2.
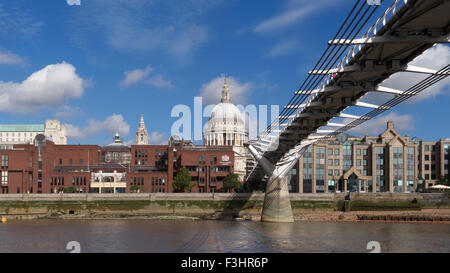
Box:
0;0;448;145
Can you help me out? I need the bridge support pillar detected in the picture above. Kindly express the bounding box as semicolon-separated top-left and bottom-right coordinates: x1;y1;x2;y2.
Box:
261;176;293;223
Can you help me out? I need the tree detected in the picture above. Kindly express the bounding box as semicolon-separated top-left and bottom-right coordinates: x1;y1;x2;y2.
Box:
223;173;241;192
437;176;449;186
173;167;194;192
66;187;78;193
130;185;142;193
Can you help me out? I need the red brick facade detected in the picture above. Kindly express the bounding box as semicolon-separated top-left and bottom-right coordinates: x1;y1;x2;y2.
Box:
0;137;234;194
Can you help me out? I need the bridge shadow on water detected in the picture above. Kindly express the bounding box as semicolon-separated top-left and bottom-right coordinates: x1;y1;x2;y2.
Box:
216;180;267;221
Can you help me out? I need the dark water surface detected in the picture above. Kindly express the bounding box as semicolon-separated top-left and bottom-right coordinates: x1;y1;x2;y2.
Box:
0;219;448;253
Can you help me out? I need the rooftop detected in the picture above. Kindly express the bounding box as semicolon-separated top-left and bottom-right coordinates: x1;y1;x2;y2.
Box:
0;124;45;132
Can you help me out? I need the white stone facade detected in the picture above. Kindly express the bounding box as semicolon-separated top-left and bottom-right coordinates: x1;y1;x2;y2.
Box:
203;76;250;182
0;119;67;145
44;120;67;145
136;114;149;145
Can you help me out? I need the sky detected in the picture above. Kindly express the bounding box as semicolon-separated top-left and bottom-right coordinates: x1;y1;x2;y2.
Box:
0;0;448;146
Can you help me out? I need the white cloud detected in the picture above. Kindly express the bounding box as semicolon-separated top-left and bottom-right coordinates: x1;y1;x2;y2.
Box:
265;41;298;58
145;74;173;89
66;114;130;140
149;132;167;145
345;112;415;136
66;0;81;6
119;66;172;89
0;62;85;113
119;66;153;87
254;5;317;34
198;75;252;105
253;0;335;34
381;44;450;103
0;50;26;65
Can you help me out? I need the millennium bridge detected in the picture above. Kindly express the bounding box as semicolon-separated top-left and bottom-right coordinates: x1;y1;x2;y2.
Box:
245;0;450;222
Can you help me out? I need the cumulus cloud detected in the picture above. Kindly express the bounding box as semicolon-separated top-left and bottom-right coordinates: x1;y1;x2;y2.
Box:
66;114;130;140
0;62;85;113
0;50;26;65
119;66;172;89
149;132;167;145
198;75;252;105
382;44;450;102
345;112;415;136
119;66;153;87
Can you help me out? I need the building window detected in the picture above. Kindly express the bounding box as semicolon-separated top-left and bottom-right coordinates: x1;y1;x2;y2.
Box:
328;148;333;156
1;155;8;168
334;169;339;176
328;159;333;166
210;156;217;164
1;171;7;184
425;145;429;151
363;149;368;156
356;149;361;155
334;159;339;166
334;149;339;155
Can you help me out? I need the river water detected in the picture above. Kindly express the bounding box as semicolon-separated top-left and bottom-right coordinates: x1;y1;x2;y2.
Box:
0;219;448;253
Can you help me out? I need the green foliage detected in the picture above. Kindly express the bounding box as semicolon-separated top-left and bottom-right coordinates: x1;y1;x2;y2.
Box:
437;176;450;186
65;187;78;193
223;173;241;192
173;167;194;192
130;185;143;193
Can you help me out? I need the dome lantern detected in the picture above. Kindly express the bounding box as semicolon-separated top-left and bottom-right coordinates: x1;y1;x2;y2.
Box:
221;75;230;103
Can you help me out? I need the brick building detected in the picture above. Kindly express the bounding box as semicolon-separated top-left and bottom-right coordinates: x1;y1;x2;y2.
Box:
0;131;235;194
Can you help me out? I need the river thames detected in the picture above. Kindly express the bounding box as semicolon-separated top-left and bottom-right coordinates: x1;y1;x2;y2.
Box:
0;219;448;253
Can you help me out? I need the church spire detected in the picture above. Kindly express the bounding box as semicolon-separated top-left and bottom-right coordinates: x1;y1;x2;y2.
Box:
136;114;149;145
221;74;230;103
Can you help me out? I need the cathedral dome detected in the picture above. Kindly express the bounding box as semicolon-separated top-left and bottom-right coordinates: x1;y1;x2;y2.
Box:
206;102;245;130
203;76;248;146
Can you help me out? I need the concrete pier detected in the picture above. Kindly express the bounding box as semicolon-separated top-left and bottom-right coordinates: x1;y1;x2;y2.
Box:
261;176;294;223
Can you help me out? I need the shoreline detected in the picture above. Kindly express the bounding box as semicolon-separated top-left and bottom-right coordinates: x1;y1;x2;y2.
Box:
2;209;450;224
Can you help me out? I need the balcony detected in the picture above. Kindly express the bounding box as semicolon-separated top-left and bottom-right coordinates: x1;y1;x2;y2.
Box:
90;181;127;188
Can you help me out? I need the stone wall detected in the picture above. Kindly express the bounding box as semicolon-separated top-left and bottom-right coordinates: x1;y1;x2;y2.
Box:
0;193;447;220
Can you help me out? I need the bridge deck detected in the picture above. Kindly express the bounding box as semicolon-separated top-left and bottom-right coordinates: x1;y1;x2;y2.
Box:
247;0;450;182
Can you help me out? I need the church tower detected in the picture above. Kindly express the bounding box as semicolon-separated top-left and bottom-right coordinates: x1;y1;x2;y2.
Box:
136;114;149;145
